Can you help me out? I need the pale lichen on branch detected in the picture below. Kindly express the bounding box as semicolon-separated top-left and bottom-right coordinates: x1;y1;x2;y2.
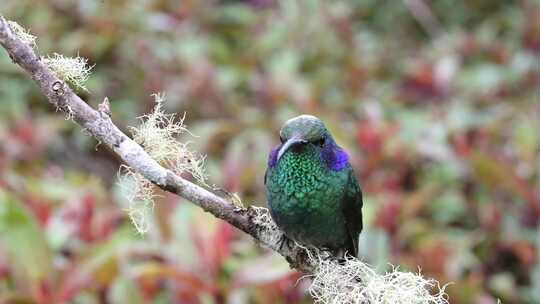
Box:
130;93;208;185
119;93;209;233
6;20;36;46
308;253;449;304
42;53;93;92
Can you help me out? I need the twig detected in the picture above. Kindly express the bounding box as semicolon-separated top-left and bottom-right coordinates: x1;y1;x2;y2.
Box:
0;16;316;273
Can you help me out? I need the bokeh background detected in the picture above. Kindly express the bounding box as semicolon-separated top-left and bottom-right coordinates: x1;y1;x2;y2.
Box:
1;1;540;303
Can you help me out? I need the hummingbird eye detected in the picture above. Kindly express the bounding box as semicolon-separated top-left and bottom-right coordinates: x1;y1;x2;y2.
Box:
314;137;325;147
279;135;285;143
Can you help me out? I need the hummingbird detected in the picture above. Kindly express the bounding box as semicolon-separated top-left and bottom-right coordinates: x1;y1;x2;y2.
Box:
265;115;363;257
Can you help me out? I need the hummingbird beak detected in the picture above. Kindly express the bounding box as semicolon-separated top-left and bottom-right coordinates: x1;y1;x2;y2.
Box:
277;135;308;162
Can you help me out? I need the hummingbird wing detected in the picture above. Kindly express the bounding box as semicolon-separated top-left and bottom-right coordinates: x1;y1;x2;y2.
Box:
342;167;363;257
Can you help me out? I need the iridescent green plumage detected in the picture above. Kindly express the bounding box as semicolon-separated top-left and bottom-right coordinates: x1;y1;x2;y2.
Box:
265;115;363;256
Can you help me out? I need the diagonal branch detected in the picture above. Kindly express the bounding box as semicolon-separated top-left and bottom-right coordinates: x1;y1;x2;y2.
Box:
0;16;316;273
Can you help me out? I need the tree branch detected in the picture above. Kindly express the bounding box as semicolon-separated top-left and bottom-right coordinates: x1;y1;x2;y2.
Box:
0;16;315;273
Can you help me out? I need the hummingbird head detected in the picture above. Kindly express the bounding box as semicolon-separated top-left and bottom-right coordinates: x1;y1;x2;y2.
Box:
267;114;349;171
276;115;331;162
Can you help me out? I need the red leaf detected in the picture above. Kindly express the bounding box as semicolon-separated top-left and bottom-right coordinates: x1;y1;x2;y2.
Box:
356;121;383;154
375;196;402;235
400;64;445;101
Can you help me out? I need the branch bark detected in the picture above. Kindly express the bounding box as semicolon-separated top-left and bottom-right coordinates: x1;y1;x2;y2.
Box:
0;16;316;273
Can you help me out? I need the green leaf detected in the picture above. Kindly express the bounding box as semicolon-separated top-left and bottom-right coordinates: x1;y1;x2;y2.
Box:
0;190;53;294
109;277;144;304
358;228;390;272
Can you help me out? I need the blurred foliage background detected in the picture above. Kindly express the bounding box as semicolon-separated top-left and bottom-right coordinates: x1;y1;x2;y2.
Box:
1;0;540;303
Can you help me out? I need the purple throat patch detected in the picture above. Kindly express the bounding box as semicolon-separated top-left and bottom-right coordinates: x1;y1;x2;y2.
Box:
267;145;281;167
323;144;349;171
